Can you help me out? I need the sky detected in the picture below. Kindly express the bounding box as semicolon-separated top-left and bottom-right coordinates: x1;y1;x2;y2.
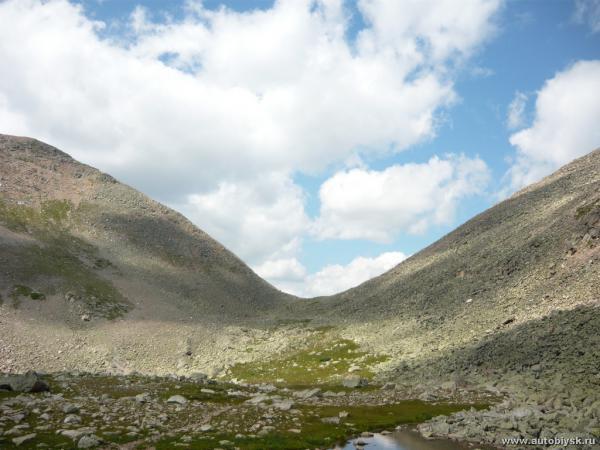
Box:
1;0;599;297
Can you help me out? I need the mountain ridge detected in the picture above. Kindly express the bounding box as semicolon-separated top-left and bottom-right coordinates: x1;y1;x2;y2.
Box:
2;134;600;447
1;133;599;394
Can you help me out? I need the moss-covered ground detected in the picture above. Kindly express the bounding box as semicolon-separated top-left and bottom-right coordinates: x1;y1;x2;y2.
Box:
229;332;388;386
0;199;130;318
0;372;488;450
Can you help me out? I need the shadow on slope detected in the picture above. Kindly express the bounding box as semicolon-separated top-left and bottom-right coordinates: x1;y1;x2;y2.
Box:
395;302;600;381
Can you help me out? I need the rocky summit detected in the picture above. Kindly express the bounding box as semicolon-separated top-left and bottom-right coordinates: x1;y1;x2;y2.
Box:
1;134;600;449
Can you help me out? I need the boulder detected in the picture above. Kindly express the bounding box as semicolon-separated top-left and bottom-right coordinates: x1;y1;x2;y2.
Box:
246;394;270;404
189;372;208;383
440;381;458;392
64;414;82;424
342;375;368;388
78;435;101;449
293;388;321;399
167;395;188;405
0;372;50;393
12;433;36;446
62;403;80;414
272;400;294;411
430;421;450;435
135;393;151;403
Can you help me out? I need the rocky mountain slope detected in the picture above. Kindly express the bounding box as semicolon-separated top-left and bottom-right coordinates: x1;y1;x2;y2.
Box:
0;134;295;375
2;133;599;384
303;145;600;386
1;134;600;448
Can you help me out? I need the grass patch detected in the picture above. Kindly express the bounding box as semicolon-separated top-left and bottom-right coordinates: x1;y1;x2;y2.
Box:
0;199;129;318
154;400;486;450
229;336;388;385
40;199;71;223
5;242;129;318
272;318;312;327
8;284;45;305
0;198;72;233
160;381;246;404
2;373;490;450
575;199;599;219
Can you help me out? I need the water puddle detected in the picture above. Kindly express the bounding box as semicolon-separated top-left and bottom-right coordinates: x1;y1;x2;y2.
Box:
334;429;481;450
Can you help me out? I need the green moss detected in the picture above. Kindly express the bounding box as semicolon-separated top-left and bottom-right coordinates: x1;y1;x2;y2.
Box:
1;432;74;449
0;198;126;317
273;318;312;327
7;284;45;304
0;199;37;232
72;375;149;399
40;199;71;223
5;241;129;318
575;199;599;219
229;336;388;385
29;291;46;300
7;373;490;450
154;401;486;450
0;390;19;400
160;382;246;404
0;198;72;233
10;284;33;298
93;257;112;269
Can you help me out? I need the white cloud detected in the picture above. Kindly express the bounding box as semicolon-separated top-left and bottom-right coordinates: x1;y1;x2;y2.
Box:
0;0;501;284
313;155;490;242
573;0;600;33
507;60;600;190
0;0;500;193
257;251;407;297
178;173;309;264
357;0;501;64
506;91;527;129
303;251;407;296
254;258;307;282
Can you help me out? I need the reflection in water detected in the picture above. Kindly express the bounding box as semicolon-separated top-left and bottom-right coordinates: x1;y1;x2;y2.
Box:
333;429;476;450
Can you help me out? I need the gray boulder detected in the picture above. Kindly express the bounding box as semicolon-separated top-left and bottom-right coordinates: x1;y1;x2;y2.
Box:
12;433;36;446
0;372;49;393
342;375;368;388
62;403;80;414
64;414;82;424
78;434;102;449
293;388;321;399
135;393;151;403
272;400;294;411
166;395;187;405
189;372;208;383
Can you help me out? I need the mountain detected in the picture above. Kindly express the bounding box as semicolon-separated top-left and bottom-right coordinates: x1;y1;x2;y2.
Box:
2;134;600;447
2;133;599;388
0;134;292;375
294;146;600;389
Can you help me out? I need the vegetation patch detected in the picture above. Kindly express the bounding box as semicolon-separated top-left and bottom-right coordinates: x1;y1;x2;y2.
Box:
229;335;388;385
8;284;45;304
0;198;72;233
153;401;485;450
3;241;129;318
575;198;600;219
0;199;129;318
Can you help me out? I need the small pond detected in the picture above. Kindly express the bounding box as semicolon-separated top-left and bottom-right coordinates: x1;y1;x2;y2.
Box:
334;429;485;450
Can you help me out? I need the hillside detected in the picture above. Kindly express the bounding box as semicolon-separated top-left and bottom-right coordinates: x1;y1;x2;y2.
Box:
0;134;294;375
303;146;600;386
1;135;600;448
